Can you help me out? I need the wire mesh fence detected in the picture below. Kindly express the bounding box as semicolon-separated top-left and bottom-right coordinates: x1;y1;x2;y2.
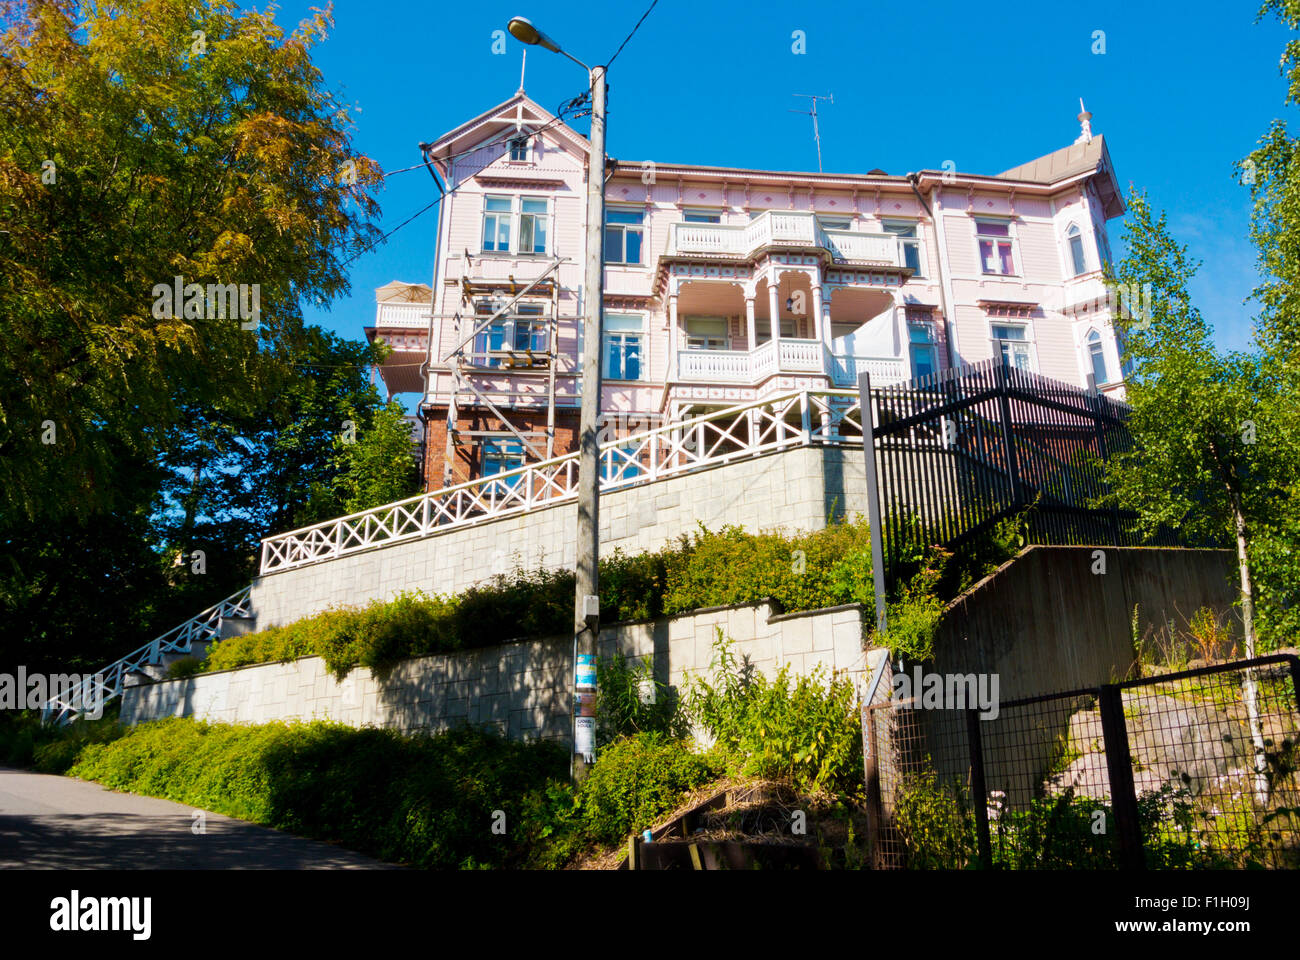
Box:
862;654;1300;869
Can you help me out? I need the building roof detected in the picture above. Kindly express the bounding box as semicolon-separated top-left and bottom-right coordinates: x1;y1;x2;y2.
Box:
997;134;1109;183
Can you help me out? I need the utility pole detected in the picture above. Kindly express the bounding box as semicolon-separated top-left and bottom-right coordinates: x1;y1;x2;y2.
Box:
572;63;606;783
506;16;606;784
790;93;833;172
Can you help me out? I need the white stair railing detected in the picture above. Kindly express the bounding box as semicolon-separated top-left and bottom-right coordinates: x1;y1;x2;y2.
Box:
41;586;253;725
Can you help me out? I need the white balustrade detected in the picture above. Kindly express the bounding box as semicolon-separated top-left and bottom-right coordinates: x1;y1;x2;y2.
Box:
829;354;909;387
376;301;432;327
666;212;908;267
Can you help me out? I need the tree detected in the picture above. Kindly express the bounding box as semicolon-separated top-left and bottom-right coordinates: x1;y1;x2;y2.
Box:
1107;192;1300;801
0;0;382;523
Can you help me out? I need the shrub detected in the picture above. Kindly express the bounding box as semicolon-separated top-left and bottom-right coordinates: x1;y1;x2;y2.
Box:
166;656;204;679
69;718;570;868
684;630;863;797
575;731;724;843
595;652;688;746
893;767;977;869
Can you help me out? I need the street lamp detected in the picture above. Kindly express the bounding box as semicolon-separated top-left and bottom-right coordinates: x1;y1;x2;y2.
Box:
508;15;607;785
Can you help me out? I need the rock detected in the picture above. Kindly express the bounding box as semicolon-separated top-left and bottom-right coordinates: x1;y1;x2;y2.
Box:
1124;692;1251;796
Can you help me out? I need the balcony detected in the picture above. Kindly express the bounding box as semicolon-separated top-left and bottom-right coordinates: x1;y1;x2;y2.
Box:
675;340;908;387
664;210;908;268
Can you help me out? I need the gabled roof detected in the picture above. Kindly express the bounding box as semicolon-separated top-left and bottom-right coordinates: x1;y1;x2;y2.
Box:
423;91;591;176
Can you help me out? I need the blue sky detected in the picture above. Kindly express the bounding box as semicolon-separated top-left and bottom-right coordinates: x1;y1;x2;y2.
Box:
276;0;1297;365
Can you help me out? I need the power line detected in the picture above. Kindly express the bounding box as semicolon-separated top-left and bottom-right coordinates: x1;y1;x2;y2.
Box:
606;0;660;68
339;107;581;268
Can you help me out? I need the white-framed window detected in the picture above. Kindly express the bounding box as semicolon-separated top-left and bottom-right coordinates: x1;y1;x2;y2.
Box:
482;196;513;253
482;437;526;494
1067;223;1088;277
908;322;939;381
508;135;530;162
884;219;924;275
603;312;644;380
481;195;549;255
604;206;645;264
519;198;547;254
991;322;1033;371
1087;329;1111;385
474;302;547;367
684;316;728;350
818;215;853;231
683;208;722;223
976;219;1018;276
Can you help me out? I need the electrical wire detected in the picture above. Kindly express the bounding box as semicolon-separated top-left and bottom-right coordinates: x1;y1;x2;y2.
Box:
338;106;582;268
606;0;660;68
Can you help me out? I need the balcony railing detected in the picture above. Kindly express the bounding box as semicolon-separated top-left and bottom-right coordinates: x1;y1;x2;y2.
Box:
665;210;908;267
375;301;431;327
675;340;905;386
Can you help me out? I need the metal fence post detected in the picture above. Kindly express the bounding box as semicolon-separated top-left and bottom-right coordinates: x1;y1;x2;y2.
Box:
994;359;1024;508
965;708;993;869
1098;684;1146;869
862;702;886;870
857;371;888;636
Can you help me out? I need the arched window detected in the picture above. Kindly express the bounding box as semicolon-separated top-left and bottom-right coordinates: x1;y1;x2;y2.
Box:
1067;224;1088;276
1087;330;1110;385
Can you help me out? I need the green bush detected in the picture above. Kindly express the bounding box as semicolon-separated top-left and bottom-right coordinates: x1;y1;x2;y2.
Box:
684;630;863;797
893;767;977;869
200;519;882;678
69;718;570;868
166;656;204;679
0;710;126;774
574;731;724;843
595;652;688;746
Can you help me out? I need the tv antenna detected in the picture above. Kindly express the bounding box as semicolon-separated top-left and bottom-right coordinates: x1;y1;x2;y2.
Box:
790;93;834;172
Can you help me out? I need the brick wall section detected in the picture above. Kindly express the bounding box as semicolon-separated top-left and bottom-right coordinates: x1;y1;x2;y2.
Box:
120;601;872;743
422;406;581;489
250;445;867;629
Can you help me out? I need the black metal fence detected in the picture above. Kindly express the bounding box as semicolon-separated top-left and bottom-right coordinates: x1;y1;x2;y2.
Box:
857;359;1169;583
862;654;1300;869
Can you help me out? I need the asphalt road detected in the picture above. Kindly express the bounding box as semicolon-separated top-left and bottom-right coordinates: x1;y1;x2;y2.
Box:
0;767;396;869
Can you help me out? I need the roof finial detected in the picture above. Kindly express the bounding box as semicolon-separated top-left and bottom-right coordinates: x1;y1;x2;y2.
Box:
518;49;527;95
1076;98;1093;144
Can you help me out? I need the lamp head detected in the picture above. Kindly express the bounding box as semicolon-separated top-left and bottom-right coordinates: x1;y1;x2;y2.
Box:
507;17;562;54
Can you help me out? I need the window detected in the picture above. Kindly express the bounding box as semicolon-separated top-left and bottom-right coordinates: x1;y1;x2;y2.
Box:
884;220;923;275
1067;224;1088;276
482;196;513;252
908;323;938;381
1096;224;1113;268
603;313;644;380
604;207;645;265
481;195;548;254
508;136;529;162
779;318;796;339
1087;330;1110;385
683;209;721;223
976;219;1017;276
518;198;548;254
684;316;727;350
475;303;546;366
818;216;853;231
991;323;1032;371
482;438;525;495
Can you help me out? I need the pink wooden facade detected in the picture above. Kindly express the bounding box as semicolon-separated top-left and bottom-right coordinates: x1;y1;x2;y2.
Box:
367;92;1127;490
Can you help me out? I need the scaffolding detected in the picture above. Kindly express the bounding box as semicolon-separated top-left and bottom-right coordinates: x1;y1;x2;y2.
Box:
439;252;569;488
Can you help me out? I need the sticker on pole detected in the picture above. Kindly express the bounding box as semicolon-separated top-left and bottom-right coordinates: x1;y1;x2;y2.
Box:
575;654;596;690
575;717;595;759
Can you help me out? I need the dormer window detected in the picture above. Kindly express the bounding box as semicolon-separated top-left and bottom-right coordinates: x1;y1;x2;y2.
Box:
508;135;530;162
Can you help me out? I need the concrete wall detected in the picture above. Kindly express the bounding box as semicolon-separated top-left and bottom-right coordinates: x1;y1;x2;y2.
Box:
250;445;869;629
121;601;872;742
930;545;1237;699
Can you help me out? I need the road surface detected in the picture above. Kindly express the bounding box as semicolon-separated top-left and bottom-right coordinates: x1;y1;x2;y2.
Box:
0;767;396;869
